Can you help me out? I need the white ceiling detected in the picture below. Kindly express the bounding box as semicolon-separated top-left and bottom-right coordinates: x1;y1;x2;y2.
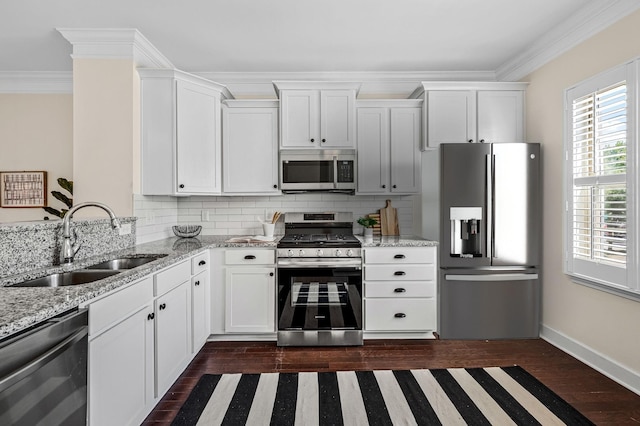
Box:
1;0;639;94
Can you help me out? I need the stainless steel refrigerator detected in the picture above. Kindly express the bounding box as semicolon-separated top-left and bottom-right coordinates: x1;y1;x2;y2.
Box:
439;142;541;339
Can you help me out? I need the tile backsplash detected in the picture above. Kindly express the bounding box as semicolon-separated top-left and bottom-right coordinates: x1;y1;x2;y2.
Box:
134;193;418;244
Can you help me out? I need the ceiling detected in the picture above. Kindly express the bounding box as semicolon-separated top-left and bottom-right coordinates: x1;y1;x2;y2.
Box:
1;0;639;94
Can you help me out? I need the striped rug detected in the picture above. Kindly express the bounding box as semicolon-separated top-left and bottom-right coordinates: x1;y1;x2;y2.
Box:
171;366;594;425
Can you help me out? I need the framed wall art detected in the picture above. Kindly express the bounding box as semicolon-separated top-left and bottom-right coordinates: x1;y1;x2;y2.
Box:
0;171;47;208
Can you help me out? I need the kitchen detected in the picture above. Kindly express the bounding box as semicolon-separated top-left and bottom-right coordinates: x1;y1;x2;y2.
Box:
2;1;640;424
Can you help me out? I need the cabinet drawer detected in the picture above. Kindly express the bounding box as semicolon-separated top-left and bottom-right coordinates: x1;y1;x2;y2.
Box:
192;251;210;275
88;276;153;336
364;264;434;281
364;247;436;264
225;249;274;265
155;259;191;296
365;299;436;331
365;281;434;298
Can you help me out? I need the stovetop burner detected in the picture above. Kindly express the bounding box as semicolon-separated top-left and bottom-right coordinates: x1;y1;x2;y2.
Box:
277;212;362;253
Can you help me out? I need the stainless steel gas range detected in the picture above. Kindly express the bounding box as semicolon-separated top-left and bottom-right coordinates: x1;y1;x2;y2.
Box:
276;212;363;346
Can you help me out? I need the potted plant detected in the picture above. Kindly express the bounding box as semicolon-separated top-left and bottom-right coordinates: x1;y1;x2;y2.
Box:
357;216;378;237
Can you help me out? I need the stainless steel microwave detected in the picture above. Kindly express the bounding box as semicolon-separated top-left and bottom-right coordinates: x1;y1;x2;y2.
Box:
280;149;356;193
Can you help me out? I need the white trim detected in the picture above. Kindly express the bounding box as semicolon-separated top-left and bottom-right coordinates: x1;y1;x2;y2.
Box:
0;71;72;94
541;324;640;396
496;0;640;81
56;28;174;69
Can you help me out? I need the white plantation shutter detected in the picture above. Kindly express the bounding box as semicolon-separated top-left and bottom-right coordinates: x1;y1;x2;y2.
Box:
565;62;636;294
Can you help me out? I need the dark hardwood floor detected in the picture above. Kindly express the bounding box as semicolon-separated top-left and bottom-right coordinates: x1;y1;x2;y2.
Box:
142;339;640;425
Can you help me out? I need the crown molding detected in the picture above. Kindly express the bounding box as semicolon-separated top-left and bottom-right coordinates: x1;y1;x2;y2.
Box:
0;71;72;94
197;71;497;98
496;0;640;81
56;28;174;69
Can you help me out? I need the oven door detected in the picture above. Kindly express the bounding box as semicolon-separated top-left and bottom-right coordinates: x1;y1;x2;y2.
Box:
277;264;362;333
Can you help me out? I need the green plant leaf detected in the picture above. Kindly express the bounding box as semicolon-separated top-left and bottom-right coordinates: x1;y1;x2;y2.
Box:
52;191;72;208
43;206;63;218
57;178;73;195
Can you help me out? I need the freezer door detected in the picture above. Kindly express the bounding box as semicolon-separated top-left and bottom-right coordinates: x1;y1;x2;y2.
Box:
439;270;540;339
491;143;540;266
439;143;492;268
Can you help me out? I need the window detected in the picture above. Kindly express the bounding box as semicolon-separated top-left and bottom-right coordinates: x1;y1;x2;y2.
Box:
564;62;638;298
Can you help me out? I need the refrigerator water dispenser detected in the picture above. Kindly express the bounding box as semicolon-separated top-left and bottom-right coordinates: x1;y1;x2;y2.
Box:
450;207;483;257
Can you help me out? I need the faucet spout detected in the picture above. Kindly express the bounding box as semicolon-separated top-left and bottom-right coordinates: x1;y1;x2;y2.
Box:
60;201;121;264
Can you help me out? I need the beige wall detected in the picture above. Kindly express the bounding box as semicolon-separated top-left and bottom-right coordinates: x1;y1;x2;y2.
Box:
0;94;73;222
525;10;640;374
72;59;139;218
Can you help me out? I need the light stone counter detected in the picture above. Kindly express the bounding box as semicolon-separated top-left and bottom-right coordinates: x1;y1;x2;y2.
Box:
358;235;438;247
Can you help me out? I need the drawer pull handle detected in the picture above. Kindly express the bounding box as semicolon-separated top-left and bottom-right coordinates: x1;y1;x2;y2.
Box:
244;255;256;260
159;303;166;310
199;260;206;266
394;288;406;293
394;254;405;259
394;271;406;276
195;280;200;286
147;313;155;321
394;313;406;318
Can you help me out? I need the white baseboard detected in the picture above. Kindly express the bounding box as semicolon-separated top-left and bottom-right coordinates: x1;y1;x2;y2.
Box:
541;324;640;396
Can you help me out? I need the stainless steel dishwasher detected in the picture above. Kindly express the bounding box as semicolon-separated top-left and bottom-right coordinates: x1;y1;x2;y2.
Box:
0;308;88;425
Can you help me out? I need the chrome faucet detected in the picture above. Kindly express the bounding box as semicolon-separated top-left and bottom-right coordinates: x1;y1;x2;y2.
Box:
60;202;121;264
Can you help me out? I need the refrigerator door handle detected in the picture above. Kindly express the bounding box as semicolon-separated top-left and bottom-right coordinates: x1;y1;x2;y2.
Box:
445;273;539;282
486;153;494;259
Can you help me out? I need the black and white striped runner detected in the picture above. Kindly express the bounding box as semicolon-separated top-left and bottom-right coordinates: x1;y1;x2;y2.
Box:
172;366;594;425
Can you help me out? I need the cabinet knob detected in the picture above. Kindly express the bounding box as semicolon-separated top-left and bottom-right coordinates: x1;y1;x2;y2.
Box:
179;184;185;188
394;254;406;259
394;271;406;276
479;139;486;143
159;303;166;310
392;185;397;189
394;288;406;293
310;138;315;143
468;139;474;143
199;260;206;266
195;280;200;286
382;185;386;189
322;139;326;143
269;272;274;277
273;184;277;189
394;313;407;318
147;313;155;321
244;255;256;260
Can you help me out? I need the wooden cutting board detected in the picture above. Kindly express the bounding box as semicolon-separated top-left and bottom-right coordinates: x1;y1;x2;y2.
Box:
380;200;399;236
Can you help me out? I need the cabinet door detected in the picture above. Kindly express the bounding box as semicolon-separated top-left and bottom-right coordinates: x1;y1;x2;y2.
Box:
426;91;476;147
223;107;279;193
357;108;389;194
176;79;221;194
192;270;210;353
477;90;524;143
281;90;320;148
390;107;421;193
225;268;275;333
321;90;356;148
156;281;192;397
89;305;155;426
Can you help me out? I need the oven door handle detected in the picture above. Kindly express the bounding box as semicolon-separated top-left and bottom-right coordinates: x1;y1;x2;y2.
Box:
277;259;362;268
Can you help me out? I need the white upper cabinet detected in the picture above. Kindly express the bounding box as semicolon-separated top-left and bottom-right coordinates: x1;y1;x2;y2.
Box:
222;100;280;195
411;82;527;149
357;100;422;194
274;81;360;149
139;69;232;195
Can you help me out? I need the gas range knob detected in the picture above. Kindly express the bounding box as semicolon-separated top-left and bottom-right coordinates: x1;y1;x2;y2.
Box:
287;250;294;257
299;250;305;257
335;249;343;257
346;249;354;257
317;249;324;256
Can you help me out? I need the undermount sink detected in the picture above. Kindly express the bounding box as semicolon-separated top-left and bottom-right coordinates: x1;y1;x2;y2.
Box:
86;254;167;270
9;270;121;288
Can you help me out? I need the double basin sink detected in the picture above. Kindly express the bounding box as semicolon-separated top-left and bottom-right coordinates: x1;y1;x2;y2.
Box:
9;254;167;288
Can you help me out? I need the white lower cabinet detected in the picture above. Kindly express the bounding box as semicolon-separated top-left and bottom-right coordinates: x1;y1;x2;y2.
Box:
363;246;437;336
85;251;211;425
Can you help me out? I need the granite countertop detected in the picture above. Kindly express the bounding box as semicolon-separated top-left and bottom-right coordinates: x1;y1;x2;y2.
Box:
0;234;435;339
